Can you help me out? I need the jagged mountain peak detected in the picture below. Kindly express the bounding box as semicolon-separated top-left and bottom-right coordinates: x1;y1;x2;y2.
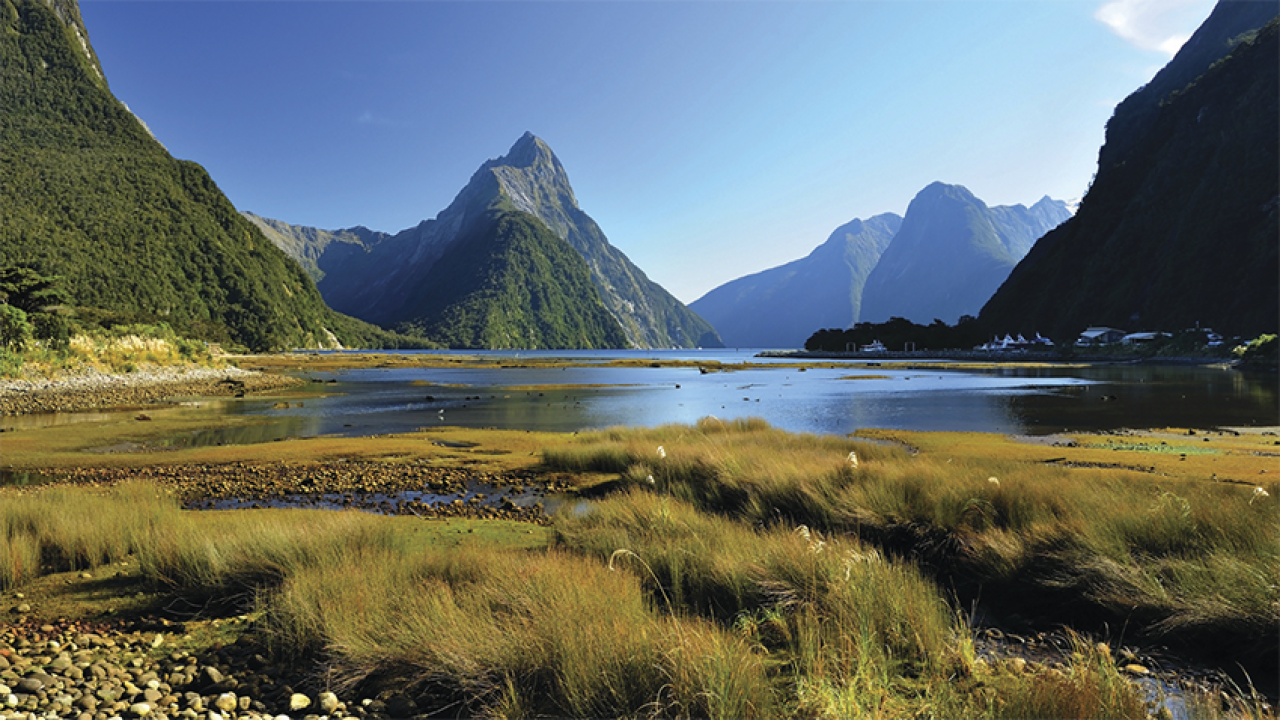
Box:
473;133;579;218
259;132;720;349
913;181;984;207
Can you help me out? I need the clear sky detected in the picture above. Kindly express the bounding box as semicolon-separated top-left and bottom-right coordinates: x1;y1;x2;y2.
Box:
79;0;1216;304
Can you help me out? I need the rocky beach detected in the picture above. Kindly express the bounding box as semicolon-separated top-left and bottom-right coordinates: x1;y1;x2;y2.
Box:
0;611;398;720
0;368;302;417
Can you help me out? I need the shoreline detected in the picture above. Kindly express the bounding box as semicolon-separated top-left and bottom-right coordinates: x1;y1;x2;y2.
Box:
761;348;1241;366
0;366;302;416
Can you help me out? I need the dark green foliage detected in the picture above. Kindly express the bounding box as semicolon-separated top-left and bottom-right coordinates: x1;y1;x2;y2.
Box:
981;10;1279;339
805;316;986;352
0;265;69;314
394;210;630;349
0;265;72;349
0;0;427;351
0;306;32;351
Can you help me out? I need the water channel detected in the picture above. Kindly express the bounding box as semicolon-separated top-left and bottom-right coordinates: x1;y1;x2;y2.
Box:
63;350;1280;445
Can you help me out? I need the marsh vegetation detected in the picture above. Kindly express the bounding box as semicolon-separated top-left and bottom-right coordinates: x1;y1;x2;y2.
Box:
4;413;1276;718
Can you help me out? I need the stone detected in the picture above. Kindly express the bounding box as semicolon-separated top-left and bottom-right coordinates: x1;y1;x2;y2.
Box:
15;677;42;694
318;691;340;714
199;666;225;688
1122;664;1150;676
290;692;312;711
129;701;152;716
214;692;237;713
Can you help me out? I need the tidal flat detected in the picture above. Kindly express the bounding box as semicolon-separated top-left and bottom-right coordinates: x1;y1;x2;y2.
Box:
1;355;1276;719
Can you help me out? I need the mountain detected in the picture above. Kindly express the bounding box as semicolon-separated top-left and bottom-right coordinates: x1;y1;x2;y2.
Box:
391;209;630;348
243;213;389;286
980;2;1279;340
859;184;1071;325
689;213;901;348
0;0;399;351
255;133;723;349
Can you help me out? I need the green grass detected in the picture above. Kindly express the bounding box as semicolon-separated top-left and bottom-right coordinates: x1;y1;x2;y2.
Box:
5;417;1276;718
543;419;1280;660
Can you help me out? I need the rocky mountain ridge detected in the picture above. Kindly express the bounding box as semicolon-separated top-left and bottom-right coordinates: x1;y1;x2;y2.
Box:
691;183;1069;348
252;133;722;349
690;213;901;348
860;183;1071;326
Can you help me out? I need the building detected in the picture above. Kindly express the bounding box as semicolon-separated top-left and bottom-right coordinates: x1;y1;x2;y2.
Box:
1075;327;1126;346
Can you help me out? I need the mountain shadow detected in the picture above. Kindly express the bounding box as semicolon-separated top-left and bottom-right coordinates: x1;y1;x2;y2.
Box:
980;2;1279;340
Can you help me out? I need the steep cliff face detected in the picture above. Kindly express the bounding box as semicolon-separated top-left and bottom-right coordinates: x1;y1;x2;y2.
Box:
859;183;1070;325
981;3;1279;339
0;0;376;350
690;213;901;348
472;134;722;349
257;133;722;349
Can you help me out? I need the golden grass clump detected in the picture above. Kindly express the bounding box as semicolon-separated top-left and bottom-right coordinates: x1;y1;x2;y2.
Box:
0;481;181;585
263;544;778;718
552;419;1280;669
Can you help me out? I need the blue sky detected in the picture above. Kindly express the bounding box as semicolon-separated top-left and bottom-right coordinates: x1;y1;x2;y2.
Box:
79;0;1216;304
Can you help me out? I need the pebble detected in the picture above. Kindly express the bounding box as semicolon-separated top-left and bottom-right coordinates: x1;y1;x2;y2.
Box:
0;618;384;720
0;367;301;416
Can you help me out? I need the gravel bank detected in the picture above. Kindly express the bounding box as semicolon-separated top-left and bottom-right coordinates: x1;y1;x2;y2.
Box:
0;612;384;720
0;368;302;416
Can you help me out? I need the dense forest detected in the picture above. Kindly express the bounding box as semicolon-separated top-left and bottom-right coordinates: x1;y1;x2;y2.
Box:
393;209;630;349
1;0;422;351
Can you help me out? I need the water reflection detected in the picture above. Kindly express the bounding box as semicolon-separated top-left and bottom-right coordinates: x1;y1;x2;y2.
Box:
8;353;1277;446
206;358;1277;443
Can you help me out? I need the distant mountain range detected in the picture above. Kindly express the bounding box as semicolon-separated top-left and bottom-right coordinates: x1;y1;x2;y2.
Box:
981;1;1279;340
690;214;900;348
0;0;405;351
249;133;722;350
691;185;1069;348
860;185;1070;327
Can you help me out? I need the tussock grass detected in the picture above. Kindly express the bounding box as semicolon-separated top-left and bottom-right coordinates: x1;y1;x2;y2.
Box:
264;544;778;718
136;510;407;596
557;490;970;712
12;324;219;378
550;418;1280;656
0;481;180;588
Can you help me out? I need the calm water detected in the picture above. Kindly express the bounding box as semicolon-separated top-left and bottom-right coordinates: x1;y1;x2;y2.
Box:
28;350;1268;447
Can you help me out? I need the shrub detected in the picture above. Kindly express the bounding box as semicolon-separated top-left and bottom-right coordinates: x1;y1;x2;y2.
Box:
0;304;32;351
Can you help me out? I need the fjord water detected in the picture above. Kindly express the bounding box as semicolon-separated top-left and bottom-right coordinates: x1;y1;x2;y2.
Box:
162;351;1278;446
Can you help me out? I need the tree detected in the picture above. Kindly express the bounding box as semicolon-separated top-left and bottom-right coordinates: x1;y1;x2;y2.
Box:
0;265;68;314
0;305;32;351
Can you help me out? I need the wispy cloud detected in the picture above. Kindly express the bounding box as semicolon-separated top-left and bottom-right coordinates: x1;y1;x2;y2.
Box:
1094;0;1213;57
